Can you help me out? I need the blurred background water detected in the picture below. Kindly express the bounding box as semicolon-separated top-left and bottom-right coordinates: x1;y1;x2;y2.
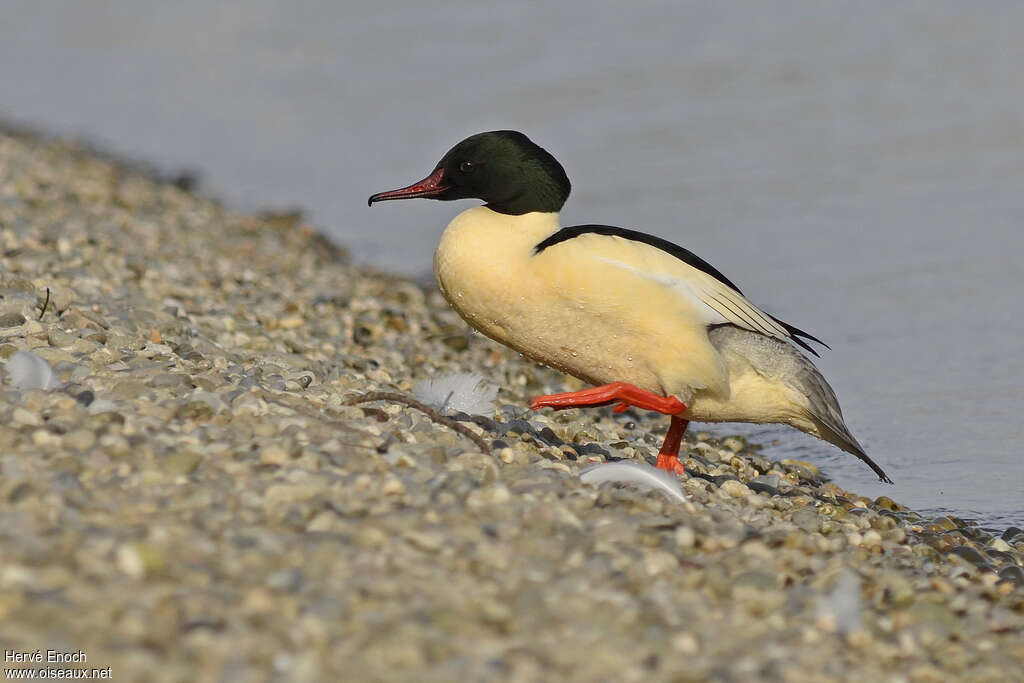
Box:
2;1;1021;527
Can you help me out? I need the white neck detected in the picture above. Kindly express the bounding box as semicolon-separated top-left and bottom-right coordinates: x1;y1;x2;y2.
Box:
434;205;559;306
444;205;561;244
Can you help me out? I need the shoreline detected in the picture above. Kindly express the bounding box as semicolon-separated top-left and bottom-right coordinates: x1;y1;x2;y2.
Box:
1;126;1022;680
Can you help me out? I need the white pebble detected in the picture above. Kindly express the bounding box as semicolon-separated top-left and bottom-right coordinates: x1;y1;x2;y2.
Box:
671;632;700;655
31;429;63;449
88;399;121;415
116;545;145;579
989;537;1012;552
380;477;406;496
719;479;750;498
675;526;696;548
861;529;883;548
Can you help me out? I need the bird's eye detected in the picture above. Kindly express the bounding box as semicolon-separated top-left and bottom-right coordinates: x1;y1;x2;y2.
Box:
459;161;475;173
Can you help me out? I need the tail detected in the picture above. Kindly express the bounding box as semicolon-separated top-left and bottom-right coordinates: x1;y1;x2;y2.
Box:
805;411;892;484
709;325;892;483
788;348;893;483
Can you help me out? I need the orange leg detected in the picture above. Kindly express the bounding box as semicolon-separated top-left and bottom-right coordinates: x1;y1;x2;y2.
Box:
530;381;685;414
530;382;689;475
655;415;689;475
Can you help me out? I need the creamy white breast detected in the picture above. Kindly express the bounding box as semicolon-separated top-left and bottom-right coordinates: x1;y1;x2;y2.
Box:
432;205;728;397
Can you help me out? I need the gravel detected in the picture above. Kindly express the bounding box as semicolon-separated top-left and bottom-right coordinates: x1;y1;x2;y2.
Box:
1;125;1023;682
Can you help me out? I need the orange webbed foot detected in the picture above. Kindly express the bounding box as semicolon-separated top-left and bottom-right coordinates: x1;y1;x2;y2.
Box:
655;452;687;476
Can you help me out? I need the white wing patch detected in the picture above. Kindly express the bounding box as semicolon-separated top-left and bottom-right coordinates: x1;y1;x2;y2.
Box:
595;256;793;343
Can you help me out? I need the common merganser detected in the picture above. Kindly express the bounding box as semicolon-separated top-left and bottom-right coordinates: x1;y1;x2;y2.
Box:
369;131;891;483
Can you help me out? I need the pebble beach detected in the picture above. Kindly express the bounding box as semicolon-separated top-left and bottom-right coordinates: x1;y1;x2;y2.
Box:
2;125;1024;682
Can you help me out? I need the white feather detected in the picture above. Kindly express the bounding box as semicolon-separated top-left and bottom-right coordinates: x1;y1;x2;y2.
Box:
3;351;63;391
579;461;687;503
596;255;790;341
412;372;498;415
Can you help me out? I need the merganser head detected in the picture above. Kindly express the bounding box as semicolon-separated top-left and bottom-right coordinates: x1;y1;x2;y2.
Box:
368;130;571;215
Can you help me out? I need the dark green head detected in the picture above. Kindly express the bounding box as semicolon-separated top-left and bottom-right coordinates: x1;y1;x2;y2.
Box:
368;130;571;215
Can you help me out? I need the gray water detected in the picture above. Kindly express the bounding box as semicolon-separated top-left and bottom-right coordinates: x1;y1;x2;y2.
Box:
2;2;1022;527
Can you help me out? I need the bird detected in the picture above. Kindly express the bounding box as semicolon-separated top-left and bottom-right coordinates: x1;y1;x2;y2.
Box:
368;130;891;483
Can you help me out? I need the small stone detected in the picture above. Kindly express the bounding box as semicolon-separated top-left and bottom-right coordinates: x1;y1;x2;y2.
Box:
0;312;26;327
88;399;121;415
260;445;291;466
676;527;696;548
929;516;958;532
722;436;746;453
403;529;443;553
671;632;700;655
719;479;750;498
949;545;989;566
175;401;214;421
750;474;781;489
748;481;780;497
31;429;62;449
381;477;406;496
5;277;35;293
732;569;777;591
791;507;821;533
874;495;898;511
12;408;41;426
881;575;916;608
264;483;320;507
913;544;943;562
307;511;343;532
997;565;1024;586
636;547;676;576
64;429;97;451
150;372;188;389
162;452;202;475
107;333;144;351
266;569;304;593
47;328;77;347
988;537;1013;553
116;545;146;578
906;602;960;637
111;380;147;399
861;529;883;548
781;458;819;474
743;492;768;509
